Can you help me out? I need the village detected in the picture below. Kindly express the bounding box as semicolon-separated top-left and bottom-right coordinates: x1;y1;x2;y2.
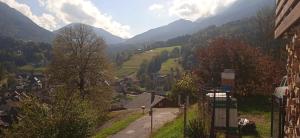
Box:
0;0;299;138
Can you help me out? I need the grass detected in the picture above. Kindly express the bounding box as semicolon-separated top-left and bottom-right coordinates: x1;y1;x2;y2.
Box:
150;96;271;138
151;105;198;138
159;58;183;75
0;78;7;87
117;46;181;78
93;112;143;138
18;64;46;72
237;95;271;138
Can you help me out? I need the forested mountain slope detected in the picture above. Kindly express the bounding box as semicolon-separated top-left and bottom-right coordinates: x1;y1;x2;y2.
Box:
0;2;54;43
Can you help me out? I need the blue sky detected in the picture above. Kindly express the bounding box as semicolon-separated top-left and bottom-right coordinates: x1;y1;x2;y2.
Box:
1;0;237;38
92;0;178;35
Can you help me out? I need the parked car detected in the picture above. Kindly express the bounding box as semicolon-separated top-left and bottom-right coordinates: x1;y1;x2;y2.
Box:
274;76;288;98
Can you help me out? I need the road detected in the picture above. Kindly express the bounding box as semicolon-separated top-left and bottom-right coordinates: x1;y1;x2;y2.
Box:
109;108;179;138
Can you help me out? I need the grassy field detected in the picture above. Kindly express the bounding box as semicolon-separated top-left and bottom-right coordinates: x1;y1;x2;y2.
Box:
151;105;198;138
159;58;183;75
117;46;181;78
94;112;143;138
18;65;46;72
237;95;271;138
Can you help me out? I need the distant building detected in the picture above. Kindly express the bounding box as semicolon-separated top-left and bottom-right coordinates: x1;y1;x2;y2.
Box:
134;48;143;54
124;92;172;109
15;73;44;91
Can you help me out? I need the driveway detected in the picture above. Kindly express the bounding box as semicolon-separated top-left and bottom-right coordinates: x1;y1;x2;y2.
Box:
109;108;179;138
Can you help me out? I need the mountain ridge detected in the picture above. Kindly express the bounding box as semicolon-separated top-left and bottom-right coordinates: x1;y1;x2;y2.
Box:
0;0;274;45
0;2;54;43
0;2;125;45
54;23;126;45
125;0;274;44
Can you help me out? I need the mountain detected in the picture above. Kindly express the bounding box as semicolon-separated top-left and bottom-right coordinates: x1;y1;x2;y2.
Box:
0;2;54;43
126;19;198;44
195;0;273;25
126;0;273;44
55;23;125;45
93;27;125;44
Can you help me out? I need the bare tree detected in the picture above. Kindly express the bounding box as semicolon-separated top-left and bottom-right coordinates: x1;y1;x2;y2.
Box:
48;24;112;99
255;6;275;51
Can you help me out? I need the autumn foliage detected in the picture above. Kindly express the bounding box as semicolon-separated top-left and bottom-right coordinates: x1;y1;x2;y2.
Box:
196;38;285;95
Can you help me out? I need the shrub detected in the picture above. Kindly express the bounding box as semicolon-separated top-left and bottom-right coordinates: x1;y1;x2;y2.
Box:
4;89;98;138
186;119;208;138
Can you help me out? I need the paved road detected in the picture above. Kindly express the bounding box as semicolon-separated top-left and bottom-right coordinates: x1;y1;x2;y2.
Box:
109;108;179;138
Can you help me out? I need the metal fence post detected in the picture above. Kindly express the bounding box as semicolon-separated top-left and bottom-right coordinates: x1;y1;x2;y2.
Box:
226;92;230;138
210;90;216;138
282;96;287;138
279;97;282;138
271;95;274;138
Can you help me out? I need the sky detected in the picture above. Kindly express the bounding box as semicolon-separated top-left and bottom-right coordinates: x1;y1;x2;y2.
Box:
0;0;237;38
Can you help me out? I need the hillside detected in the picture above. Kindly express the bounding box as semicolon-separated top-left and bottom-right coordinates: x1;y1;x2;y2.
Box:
117;46;180;78
0;36;52;73
125;0;273;44
0;2;54;43
55;23;125;45
159;58;183;75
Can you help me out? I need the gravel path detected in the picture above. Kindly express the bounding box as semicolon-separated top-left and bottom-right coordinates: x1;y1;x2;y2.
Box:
109;108;179;138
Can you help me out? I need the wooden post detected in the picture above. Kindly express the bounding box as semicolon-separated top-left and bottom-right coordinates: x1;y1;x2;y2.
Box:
183;95;189;138
183;102;187;138
150;92;155;133
187;95;190;107
178;95;181;106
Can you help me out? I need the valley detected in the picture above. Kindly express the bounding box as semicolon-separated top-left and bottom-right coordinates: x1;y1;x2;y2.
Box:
0;0;295;138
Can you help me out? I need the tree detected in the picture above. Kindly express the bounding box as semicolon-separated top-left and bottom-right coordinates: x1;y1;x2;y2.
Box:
160;50;169;61
255;6;275;51
136;50;172;90
0;64;4;81
170;47;180;58
196;38;283;95
137;60;149;87
4;25;113;138
171;73;198;101
48;24;112;99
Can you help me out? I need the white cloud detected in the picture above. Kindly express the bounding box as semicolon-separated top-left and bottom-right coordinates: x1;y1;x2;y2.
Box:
1;0;132;38
149;4;164;11
37;0;45;7
39;0;132;38
169;0;237;21
0;0;57;30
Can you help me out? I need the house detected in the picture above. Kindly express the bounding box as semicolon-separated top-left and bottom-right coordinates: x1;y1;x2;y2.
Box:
124;92;170;109
15;73;44;90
